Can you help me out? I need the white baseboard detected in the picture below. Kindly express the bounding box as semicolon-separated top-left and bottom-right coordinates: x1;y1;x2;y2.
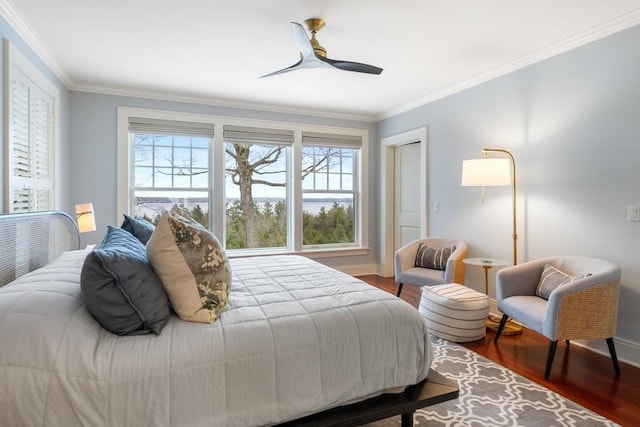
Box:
576;336;640;369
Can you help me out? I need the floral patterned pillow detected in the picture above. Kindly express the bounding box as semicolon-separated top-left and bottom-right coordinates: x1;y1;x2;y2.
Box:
147;206;231;323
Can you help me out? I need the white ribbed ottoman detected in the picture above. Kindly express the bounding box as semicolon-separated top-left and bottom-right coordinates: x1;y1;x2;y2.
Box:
419;283;489;342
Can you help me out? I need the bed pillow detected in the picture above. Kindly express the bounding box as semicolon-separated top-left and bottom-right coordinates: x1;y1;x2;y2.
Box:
415;244;456;271
81;226;170;335
535;264;582;300
147;206;231;324
121;214;155;244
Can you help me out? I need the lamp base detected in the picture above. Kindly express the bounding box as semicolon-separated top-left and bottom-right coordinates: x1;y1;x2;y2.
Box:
486;314;522;335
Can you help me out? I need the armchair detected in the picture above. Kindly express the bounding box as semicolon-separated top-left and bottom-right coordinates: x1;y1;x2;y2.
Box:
394;238;468;297
494;256;621;379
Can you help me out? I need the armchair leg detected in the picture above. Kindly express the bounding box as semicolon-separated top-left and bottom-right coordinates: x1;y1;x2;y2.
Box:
545;340;558;380
493;314;509;343
606;337;621;375
396;283;404;297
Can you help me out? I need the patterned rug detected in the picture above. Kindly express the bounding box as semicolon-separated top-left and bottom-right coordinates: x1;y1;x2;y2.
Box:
371;336;618;427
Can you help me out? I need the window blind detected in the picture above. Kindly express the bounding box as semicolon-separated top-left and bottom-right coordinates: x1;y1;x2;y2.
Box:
223;125;294;145
301;132;362;148
129;117;214;138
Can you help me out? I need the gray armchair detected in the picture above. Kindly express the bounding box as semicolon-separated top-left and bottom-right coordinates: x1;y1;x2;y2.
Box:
494;256;621;379
394;237;468;297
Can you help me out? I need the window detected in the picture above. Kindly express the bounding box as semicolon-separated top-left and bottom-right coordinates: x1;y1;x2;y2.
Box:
129;118;214;228
301;132;361;246
117;108;368;257
223;126;293;250
4;41;59;213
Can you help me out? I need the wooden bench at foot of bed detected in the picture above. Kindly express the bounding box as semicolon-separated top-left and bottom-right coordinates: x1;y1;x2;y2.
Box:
276;369;458;427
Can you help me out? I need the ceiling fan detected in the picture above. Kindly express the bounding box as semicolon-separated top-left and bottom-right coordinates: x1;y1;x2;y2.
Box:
261;18;383;78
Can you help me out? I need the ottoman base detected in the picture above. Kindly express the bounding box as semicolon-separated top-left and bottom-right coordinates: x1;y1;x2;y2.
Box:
419;283;489;342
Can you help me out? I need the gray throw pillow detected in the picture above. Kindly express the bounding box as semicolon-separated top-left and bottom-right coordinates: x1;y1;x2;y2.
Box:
81;226;170;335
535;263;583;300
121;214;155;244
415;244;456;271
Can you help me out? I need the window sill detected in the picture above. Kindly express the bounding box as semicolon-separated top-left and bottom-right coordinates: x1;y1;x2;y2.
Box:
298;246;370;259
226;246;370;259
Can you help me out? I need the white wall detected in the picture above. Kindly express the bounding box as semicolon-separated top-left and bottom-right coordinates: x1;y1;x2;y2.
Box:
378;25;640;365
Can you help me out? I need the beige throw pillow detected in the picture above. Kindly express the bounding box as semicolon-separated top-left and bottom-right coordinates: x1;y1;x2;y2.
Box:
147;206;231;323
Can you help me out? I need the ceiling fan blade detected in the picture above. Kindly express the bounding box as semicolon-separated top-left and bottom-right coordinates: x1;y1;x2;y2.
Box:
259;57;303;78
290;22;314;58
261;19;382;78
318;56;383;75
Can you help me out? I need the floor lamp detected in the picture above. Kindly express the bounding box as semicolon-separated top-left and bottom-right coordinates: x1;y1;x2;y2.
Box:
461;149;517;265
462;148;522;334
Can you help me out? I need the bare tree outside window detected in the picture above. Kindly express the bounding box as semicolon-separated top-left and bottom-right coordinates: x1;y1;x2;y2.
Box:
225;143;355;249
133;133;209;227
131;129;357;251
225;143;287;249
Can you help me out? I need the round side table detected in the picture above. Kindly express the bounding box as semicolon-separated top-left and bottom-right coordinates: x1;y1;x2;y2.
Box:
463;257;522;335
463;258;509;295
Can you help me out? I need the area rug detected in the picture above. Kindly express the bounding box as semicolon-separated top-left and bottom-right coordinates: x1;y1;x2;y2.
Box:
371;336;618;427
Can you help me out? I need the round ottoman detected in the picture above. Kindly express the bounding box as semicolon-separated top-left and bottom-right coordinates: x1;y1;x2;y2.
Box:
419;283;489;342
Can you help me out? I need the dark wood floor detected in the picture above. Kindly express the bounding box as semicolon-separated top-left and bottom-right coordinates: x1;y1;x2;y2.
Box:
358;274;640;427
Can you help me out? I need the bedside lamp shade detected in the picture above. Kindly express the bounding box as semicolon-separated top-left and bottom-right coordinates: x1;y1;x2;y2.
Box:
75;203;96;233
461;158;510;187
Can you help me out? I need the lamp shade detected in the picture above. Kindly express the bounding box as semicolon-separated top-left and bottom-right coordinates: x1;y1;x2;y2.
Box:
75;203;96;233
461;158;511;187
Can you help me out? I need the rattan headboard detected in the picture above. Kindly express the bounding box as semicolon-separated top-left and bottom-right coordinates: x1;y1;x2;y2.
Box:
0;211;80;287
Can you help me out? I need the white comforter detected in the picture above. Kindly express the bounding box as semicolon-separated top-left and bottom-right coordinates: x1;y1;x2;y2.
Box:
0;250;431;426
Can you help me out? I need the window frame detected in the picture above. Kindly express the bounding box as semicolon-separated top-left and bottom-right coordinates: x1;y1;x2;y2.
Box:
131;131;212;228
3;41;60;213
223;138;292;253
301;145;359;249
117;107;369;258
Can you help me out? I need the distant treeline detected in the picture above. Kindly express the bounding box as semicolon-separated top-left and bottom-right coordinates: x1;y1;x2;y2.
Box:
140;201;354;249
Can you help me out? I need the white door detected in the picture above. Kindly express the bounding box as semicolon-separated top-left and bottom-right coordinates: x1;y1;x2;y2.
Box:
394;143;422;250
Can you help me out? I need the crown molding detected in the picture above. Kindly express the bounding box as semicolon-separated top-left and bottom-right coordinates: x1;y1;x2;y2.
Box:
377;10;640;121
71;83;377;123
0;0;72;87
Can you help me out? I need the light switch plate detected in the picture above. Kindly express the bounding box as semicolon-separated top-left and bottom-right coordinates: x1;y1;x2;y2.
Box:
627;205;640;222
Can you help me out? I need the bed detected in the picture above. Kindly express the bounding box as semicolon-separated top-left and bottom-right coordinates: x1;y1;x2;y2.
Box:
0;211;457;426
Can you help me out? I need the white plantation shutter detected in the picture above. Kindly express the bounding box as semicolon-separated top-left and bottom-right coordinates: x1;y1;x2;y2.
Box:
12;81;30;179
5;42;57;213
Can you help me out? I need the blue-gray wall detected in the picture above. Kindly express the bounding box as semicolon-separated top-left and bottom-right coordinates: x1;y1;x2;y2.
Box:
378;25;640;362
